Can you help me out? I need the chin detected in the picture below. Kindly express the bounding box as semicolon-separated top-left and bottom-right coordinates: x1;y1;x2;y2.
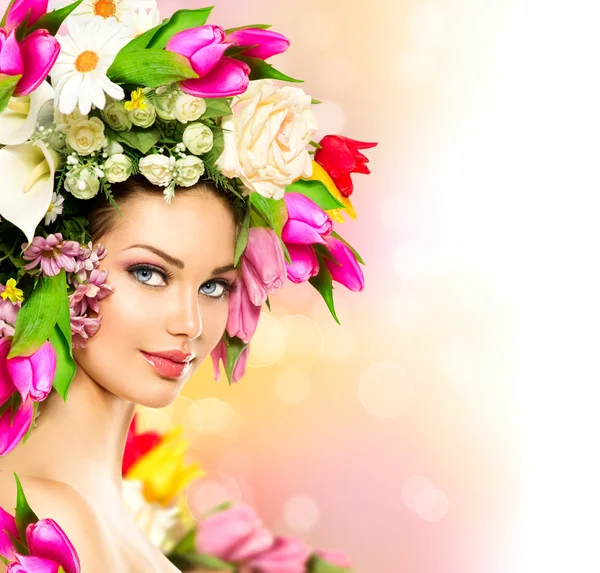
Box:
129;377;186;408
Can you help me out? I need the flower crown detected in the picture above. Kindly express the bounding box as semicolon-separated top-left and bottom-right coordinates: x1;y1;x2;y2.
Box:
0;0;377;456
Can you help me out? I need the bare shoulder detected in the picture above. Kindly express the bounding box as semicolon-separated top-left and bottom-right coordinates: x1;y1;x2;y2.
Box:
0;471;123;573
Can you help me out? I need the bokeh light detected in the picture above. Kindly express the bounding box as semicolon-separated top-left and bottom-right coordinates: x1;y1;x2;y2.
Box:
282;495;321;533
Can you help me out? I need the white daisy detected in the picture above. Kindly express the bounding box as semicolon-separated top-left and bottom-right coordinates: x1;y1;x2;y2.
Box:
50;16;131;115
120;7;161;38
45;192;65;226
69;0;156;22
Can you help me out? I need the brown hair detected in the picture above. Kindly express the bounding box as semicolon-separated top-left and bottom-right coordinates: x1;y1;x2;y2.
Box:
80;176;244;244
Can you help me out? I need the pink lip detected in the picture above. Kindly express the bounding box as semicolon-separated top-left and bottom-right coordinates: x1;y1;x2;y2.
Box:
140;351;193;379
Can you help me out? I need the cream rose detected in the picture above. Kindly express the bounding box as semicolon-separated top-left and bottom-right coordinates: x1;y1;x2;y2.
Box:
174;156;205;187
182;122;213;155
66;117;107;156
64;166;100;200
216;79;318;199
101;101;132;132
128;103;157;128
155;85;180;121
104;154;133;183
54;106;87;133
174;94;207;123
139;154;175;187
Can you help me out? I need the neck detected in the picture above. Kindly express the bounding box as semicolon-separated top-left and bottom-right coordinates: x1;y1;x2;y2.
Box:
0;365;135;504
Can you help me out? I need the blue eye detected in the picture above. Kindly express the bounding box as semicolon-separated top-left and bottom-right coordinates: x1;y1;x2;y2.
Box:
129;265;168;287
201;281;225;298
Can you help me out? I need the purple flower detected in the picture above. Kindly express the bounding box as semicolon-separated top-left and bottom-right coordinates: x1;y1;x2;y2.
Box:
74;242;107;282
22;234;82;277
0;285;20;325
70;310;101;350
69;269;113;315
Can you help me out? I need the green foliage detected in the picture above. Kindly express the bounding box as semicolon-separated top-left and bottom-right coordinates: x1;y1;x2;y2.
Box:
224;334;248;386
307;555;351;573
0;74;22;114
49;310;76;403
14;473;39;542
21;401;39;445
105;126;161;154
147;7;214;49
201;124;225;165
225;23;272;34
201;98;233;120
285;179;345;211
309;254;340;324
27;0;84;36
235;55;303;83
234;207;250;267
249;193;287;236
108;50;198;88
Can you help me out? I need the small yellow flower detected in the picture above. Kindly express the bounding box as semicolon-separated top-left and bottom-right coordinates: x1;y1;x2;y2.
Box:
125;426;204;506
124;87;147;111
308;161;357;223
1;279;24;303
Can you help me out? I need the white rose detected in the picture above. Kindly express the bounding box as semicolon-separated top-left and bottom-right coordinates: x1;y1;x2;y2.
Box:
155;85;180;121
182;122;213;155
104;154;133;183
105;141;124;156
67;117;107;156
54;106;87;133
139;154;175;187
175;156;205;187
101;101;132;132
216;79;318;200
128;104;156;128
64;166;100;200
174;94;207;124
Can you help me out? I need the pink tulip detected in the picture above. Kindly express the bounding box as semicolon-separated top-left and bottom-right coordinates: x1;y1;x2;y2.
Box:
285;243;319;284
26;519;80;573
241;228;286;306
14;29;60;97
226;279;261;344
5;0;49;33
6;341;56;404
226;28;290;60
7;554;62;573
166;25;250;98
323;236;364;292
0;506;18;561
0;28;24;77
244;536;312;573
210;340;249;384
0;398;33;456
196;505;274;563
0;338;16;405
282;193;332;246
316;549;352;568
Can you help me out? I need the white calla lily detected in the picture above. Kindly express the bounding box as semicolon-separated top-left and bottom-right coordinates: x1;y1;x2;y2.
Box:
0;140;63;244
0;82;55;146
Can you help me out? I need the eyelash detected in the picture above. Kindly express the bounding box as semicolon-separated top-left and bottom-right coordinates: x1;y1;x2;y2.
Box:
127;264;239;301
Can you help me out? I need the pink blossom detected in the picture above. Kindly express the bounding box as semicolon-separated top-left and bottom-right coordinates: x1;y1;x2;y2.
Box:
0;284;20;325
0;320;15;339
0;506;18;561
25;519;81;573
285;244;319;284
70;310;101;350
22;234;81;277
323;236;364;292
0;398;33;456
243;536;312;573
210;339;249;383
5;340;56;404
225;28;290;60
74;242;107;281
69;269;113;315
226;279;261;344
5;0;49;33
6;554;61;573
315;549;353;569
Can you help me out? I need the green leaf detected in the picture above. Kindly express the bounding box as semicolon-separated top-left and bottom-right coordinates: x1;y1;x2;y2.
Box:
279;235;292;265
224;334;248;386
105;126;161;154
21;401;39;445
201;98;232;120
236;55;303;83
57;568;67;573
224;44;259;58
49;325;76;403
307;554;351;573
184;553;235;570
107;50;198;88
309;254;340;324
331;230;365;265
225;24;272;34
0;554;9;566
249;193;288;237
234;207;250;267
26;0;84;36
9;271;67;359
118;21;165;53
14;473;39;541
201;124;224;164
5;530;28;556
0;74;22;114
148;7;214;49
311;98;323;105
285;179;345;211
203;500;234;519
167;526;196;555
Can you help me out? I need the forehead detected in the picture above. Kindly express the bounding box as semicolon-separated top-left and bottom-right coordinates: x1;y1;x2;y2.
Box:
108;191;237;265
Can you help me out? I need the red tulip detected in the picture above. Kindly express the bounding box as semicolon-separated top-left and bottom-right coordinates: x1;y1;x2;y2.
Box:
314;135;378;198
122;413;161;476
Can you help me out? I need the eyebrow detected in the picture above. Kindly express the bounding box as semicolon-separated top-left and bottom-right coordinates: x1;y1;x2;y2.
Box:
125;244;236;275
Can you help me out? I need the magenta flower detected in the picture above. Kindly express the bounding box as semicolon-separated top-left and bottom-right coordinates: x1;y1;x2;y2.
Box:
241;227;286;306
0;506;18;561
5;340;56;404
226;279;261;344
0;398;33;456
315;549;352;568
210;339;249;384
282;193;333;246
0;338;15;404
22;234;82;277
5;0;49;33
225;28;290;60
25;519;81;573
323;236;364;292
195;505;274;563
243;536;312;573
166;25;251;98
7;554;63;573
69;269;113;315
0;29;23;77
285;244;319;284
70;310;101;350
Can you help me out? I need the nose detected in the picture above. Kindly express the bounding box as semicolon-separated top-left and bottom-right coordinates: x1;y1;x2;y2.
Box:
166;285;203;340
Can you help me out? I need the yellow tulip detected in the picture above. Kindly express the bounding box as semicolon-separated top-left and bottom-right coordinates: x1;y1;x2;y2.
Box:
308;161;357;223
125;427;205;506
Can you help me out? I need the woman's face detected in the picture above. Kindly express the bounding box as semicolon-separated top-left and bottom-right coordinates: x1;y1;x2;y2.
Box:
73;190;238;408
